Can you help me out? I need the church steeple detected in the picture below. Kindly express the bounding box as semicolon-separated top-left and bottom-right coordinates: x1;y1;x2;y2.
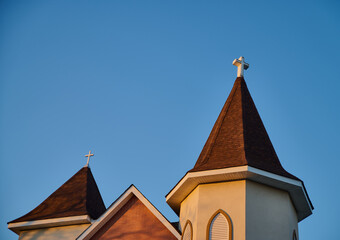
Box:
8;166;106;235
166;58;312;239
190;76;299;181
9;166;105;224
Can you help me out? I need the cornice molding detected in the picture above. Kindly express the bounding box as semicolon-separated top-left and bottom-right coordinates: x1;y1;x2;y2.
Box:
166;166;312;221
8;215;91;234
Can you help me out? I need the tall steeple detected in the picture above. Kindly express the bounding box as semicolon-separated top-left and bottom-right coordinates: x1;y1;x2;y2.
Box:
166;57;312;240
190;76;299;180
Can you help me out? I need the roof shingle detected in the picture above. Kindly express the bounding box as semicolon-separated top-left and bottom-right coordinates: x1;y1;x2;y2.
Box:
190;77;299;180
9;166;106;223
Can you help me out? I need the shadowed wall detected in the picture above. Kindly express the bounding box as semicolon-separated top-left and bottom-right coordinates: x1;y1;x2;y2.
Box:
18;224;90;240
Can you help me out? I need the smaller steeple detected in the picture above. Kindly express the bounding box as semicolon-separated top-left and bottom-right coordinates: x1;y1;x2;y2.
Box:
8;153;106;237
9;166;106;224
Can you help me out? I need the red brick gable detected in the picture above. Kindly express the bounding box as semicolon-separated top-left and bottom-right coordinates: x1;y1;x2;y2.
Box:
90;195;177;240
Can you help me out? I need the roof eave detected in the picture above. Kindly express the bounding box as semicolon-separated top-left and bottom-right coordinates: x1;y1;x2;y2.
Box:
166;166;312;222
8;215;92;235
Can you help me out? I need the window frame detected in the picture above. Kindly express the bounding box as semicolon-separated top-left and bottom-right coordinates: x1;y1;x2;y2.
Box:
181;220;193;240
206;209;233;240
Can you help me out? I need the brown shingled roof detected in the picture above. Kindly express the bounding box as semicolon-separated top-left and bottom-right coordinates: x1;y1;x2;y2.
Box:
189;77;299;180
9;167;106;223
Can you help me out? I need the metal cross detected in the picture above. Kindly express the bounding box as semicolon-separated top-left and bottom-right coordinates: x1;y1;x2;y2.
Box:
233;56;249;77
85;150;94;167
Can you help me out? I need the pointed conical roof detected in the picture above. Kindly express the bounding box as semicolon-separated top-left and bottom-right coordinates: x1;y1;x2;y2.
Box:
189;77;298;180
9;167;106;223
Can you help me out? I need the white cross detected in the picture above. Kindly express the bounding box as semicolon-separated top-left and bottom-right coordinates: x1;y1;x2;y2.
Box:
85;150;94;167
233;56;249;77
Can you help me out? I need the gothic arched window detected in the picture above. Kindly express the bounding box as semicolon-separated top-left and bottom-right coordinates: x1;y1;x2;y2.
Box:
182;220;193;240
207;210;232;240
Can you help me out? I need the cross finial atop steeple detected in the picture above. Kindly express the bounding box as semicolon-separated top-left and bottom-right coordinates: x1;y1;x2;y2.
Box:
85;150;94;167
233;56;249;77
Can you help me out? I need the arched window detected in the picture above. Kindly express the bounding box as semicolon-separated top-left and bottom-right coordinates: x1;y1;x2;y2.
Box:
181;220;193;240
207;210;232;240
293;230;297;240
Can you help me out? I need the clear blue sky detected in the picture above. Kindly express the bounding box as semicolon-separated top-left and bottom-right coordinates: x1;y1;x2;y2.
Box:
1;1;339;239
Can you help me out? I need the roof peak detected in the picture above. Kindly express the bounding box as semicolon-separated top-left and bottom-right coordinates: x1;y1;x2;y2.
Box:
9;166;106;224
189;77;298;180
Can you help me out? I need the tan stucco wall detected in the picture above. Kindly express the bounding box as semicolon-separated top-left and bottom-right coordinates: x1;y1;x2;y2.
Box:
246;181;298;240
18;224;90;240
179;184;200;234
180;180;246;240
179;180;298;240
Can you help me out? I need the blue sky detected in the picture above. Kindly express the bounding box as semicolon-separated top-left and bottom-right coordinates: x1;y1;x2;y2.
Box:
1;1;339;239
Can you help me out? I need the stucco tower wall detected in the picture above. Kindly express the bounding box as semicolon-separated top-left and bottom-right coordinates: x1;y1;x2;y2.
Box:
245;180;298;240
180;181;246;240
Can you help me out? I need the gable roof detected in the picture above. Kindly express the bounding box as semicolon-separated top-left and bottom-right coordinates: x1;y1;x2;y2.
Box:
190;77;299;180
9;167;106;224
77;185;181;240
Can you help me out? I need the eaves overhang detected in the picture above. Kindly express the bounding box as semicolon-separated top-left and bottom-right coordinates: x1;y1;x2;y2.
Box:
166;166;313;222
8;215;92;234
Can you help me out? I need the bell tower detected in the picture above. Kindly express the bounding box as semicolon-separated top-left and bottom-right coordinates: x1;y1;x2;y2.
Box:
166;57;313;240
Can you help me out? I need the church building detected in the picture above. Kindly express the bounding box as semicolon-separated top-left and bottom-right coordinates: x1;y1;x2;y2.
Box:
8;57;313;240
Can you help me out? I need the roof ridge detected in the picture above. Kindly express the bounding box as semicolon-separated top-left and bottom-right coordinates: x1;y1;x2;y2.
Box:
194;77;244;169
239;78;248;165
85;167;106;220
240;77;251;166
